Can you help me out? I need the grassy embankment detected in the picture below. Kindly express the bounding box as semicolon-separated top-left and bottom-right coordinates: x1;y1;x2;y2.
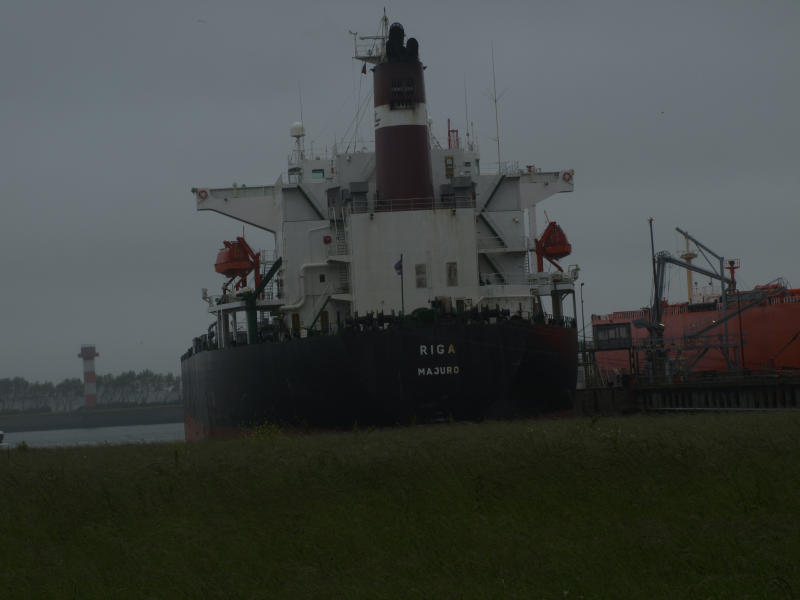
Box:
2;413;800;599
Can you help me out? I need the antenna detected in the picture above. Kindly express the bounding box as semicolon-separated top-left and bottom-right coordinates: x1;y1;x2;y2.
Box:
649;217;657;304
464;75;470;150
355;68;362;149
298;82;304;123
348;29;358;56
491;43;501;166
349;29;360;149
471;120;476;152
679;233;698;303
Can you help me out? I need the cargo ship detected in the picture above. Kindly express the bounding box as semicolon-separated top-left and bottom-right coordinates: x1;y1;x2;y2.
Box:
181;17;580;440
591;225;800;382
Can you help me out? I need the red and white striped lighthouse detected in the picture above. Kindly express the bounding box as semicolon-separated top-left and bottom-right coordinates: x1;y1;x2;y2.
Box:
373;22;434;210
77;344;99;409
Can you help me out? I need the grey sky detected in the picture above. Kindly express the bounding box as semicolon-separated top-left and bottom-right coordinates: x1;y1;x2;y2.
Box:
1;0;798;382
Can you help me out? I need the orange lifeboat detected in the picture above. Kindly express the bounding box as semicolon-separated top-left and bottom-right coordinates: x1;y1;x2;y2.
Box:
534;222;572;272
214;237;260;290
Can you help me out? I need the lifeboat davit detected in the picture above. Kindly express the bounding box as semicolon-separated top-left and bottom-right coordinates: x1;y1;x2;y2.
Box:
535;222;572;272
214;237;259;288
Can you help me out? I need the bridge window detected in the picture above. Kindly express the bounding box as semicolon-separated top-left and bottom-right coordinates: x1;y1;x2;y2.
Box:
415;264;427;288
445;156;454;178
593;323;632;351
446;262;458;287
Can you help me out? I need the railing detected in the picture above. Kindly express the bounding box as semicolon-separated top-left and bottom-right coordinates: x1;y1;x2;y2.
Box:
633;333;748;352
258;249;278;263
333;264;351;294
476;235;506;249
476;235;528;250
183;305;579;358
327;243;349;257
480;270;579;288
351;196;476;213
480;161;521;176
480;272;533;286
328;205;351;221
288;141;377;172
340;140;376;154
532;313;577;329
205;283;281;307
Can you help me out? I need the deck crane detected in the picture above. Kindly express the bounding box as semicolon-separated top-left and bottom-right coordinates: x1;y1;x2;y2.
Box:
237;257;283;344
644;224;737;376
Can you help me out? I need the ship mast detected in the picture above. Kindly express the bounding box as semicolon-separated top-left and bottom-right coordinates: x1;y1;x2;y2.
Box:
352;11;389;64
679;235;697;303
490;43;502;168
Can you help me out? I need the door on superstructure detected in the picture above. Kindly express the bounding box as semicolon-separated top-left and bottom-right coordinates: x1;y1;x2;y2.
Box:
291;313;301;337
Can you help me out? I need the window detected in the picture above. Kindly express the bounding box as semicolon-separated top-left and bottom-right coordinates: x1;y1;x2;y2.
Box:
311;169;325;179
415;264;427;288
446;262;458;287
319;273;326;283
444;156;454;178
593;323;632;350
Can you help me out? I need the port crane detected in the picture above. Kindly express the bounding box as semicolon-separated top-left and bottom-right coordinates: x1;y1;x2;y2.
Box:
644;225;784;377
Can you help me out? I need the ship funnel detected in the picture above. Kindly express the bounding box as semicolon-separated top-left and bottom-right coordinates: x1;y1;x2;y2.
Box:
372;23;434;211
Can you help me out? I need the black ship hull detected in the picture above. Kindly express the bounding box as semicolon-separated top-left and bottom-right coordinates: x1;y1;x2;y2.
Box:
181;320;577;440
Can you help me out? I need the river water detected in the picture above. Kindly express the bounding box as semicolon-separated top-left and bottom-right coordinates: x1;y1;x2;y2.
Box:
1;422;185;448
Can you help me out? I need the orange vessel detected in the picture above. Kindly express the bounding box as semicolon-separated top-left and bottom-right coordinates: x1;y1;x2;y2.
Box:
593;282;800;377
592;224;800;380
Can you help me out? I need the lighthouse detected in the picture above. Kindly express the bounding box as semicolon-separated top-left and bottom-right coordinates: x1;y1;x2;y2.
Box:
77;344;99;409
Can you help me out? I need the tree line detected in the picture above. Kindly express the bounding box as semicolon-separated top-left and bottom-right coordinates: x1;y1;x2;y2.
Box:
0;371;181;414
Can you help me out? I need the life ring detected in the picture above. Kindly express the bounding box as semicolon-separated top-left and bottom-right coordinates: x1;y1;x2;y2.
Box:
198;189;209;200
562;172;572;183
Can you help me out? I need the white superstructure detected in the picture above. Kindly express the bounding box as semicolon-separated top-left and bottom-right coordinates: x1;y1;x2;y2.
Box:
191;19;578;344
193;135;577;339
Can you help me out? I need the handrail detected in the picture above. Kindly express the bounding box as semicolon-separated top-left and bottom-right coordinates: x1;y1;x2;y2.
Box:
351;196;476;213
476;234;528;250
480;161;521;175
480;272;530;286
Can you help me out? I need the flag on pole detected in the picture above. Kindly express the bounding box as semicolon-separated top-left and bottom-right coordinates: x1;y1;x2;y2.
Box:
394;257;403;275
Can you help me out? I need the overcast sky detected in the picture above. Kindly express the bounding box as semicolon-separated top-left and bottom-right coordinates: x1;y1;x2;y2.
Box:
1;0;798;382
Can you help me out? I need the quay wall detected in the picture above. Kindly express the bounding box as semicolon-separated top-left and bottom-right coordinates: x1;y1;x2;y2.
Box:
575;376;800;415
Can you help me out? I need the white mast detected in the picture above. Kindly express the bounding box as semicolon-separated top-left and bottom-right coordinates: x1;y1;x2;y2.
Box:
491;43;501;167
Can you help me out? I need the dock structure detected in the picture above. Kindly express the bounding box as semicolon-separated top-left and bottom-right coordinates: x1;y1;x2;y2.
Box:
576;374;800;415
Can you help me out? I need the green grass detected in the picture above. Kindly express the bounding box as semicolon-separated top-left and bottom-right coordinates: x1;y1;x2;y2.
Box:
2;414;800;599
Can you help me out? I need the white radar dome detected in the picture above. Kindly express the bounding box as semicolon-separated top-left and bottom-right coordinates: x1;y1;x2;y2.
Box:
290;121;305;138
